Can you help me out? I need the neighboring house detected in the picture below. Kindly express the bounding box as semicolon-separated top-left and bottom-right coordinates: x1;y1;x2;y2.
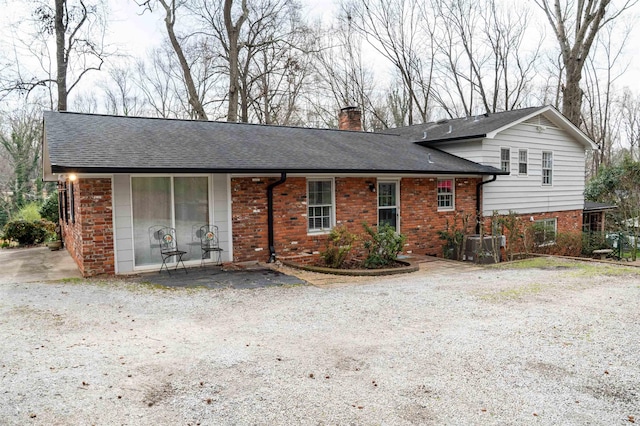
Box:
42;105;595;276
387;106;598;244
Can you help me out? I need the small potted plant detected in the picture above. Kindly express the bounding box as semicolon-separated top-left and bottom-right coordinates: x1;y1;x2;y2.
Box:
46;231;62;251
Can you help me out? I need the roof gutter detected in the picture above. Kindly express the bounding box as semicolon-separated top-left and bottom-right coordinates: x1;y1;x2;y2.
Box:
267;172;287;263
476;174;497;234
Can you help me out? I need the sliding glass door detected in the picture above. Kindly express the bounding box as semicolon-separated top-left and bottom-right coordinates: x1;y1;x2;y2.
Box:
132;176;209;267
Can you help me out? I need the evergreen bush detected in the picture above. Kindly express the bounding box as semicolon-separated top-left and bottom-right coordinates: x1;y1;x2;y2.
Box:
3;220;56;245
363;223;406;268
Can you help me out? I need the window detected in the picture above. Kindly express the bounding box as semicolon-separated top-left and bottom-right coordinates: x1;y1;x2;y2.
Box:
542;151;553;185
534;218;556;245
378;181;398;231
69;181;75;224
518;149;528;175
437;179;454;211
307;179;333;232
500;148;510;172
62;182;70;224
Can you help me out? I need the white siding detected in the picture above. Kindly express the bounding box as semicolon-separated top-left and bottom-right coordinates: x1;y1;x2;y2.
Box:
480;121;586;215
212;174;231;262
433;140;485;164
113;174;133;274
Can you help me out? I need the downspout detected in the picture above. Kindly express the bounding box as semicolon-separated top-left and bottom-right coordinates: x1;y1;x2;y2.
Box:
475;174;497;234
267;172;287;263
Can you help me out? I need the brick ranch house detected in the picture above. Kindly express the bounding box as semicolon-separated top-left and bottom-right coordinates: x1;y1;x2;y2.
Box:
42;106;596;276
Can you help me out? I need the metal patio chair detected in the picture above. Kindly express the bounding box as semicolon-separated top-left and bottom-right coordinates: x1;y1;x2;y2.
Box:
150;226;187;275
198;224;223;267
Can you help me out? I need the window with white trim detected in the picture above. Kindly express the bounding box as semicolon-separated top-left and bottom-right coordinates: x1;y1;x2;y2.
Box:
500;148;510;172
307;179;333;232
534;218;556;245
437;179;454;211
542;151;553;185
518;149;528;175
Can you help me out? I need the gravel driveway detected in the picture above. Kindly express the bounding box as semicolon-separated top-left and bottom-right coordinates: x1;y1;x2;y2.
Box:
1;258;638;425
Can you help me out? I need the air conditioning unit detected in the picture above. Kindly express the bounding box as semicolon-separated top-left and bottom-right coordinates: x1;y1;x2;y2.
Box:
463;235;502;264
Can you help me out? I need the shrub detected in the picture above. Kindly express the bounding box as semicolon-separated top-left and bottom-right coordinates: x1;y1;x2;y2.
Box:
530;231;582;257
582;232;612;256
362;223;406;268
437;213;472;260
320;226;358;268
3;219;56;245
14;203;42;222
39;194;59;223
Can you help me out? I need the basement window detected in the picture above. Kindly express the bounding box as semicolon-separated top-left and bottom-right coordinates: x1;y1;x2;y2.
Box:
534;218;556;246
307;179;334;233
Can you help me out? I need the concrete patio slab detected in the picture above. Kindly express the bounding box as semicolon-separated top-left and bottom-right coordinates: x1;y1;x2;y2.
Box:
0;246;82;284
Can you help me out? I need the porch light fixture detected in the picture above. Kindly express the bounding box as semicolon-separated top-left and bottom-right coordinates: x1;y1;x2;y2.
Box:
69;173;78;182
368;183;376;193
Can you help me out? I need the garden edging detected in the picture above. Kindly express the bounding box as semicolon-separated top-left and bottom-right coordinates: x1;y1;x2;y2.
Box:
280;259;419;276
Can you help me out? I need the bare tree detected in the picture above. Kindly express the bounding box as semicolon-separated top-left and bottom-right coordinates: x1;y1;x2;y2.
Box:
224;0;248;122
312;12;380;129
343;0;436;125
535;0;637;126
100;65;143;116
432;0;540;116
620;88;640;161
2;0;109;111
581;25;628;174
189;0;308;123
138;0;209;120
0;104;43;215
134;46;184;118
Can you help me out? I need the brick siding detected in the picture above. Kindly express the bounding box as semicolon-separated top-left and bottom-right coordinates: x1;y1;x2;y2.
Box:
65;175;584;274
231;176;482;263
60;178;114;277
483;209;583;255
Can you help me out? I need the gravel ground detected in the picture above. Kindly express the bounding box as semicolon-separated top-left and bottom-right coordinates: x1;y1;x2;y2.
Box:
1;258;639;425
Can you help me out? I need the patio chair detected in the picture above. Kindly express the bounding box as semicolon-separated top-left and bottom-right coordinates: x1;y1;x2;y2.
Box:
149;226;187;275
198;224;223;267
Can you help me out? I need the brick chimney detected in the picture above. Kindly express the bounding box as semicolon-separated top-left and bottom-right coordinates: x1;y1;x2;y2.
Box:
338;106;362;131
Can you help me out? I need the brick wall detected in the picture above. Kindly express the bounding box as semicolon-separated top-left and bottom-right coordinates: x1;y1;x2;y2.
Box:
60;178;115;277
482;209;583;255
231;176;482;263
402;177;480;256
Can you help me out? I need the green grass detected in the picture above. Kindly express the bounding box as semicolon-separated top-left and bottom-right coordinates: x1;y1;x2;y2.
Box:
490;256;577;270
492;256;640;277
566;263;640;278
52;277;84;284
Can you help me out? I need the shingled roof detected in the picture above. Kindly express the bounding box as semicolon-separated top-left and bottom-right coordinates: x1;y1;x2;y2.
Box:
384;105;596;149
43;111;504;177
384;107;544;142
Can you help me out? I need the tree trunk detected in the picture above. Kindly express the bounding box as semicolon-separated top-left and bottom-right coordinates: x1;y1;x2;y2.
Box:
224;0;248;122
160;0;208;120
55;0;67;111
562;64;584;126
536;0;616;127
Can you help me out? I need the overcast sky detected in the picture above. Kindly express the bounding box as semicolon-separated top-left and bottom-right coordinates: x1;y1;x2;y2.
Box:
1;0;639;111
